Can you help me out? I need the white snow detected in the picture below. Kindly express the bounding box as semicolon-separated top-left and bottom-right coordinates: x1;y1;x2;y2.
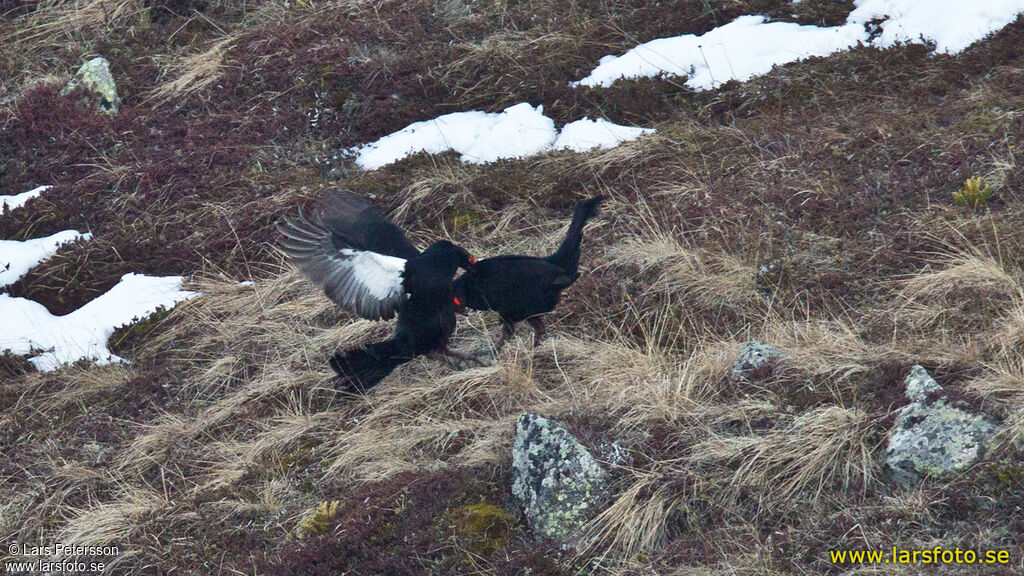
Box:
553;118;655;152
353;103;654;169
851;0;1024;54
0;185;52;211
0;273;198;371
1;230;92;288
574;1;1024;88
354;103;557;169
574;15;863;90
1;200;198;371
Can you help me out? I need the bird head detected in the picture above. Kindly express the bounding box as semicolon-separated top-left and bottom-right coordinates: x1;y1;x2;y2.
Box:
424;240;476;272
454;245;477;272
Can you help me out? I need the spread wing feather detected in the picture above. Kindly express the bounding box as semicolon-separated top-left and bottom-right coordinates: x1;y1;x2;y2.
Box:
317;192;420;260
278;209;406;320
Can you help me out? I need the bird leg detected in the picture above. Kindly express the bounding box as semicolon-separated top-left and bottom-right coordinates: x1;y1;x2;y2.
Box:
526;316;546;347
440;343;487;368
494;320;516;350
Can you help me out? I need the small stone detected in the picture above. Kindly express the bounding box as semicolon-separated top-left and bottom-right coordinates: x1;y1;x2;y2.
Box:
60;56;120;114
731;340;784;381
510;413;609;542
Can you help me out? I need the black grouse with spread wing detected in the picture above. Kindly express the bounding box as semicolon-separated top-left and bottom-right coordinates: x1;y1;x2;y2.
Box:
278;192;476;392
452;195;604;347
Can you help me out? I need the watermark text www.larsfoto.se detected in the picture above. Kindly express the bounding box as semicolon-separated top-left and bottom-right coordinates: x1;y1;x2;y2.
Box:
831;546;1010;565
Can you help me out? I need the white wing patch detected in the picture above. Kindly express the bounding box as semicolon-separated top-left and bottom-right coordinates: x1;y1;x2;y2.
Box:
277;211;411;320
340;248;406;299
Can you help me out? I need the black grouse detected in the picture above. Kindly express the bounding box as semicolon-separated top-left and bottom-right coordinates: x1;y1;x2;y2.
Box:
278;192;476;392
452;195;604;347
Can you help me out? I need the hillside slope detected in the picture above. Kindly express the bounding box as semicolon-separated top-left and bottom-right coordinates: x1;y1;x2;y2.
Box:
3;1;1024;574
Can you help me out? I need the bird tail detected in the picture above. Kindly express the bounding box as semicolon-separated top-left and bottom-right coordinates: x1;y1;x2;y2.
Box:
548;195;605;274
330;338;413;393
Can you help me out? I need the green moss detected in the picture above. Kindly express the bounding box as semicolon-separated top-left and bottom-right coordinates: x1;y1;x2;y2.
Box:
988;459;1024;488
448;502;515;556
274;444;314;473
452;211;482;232
107;306;174;356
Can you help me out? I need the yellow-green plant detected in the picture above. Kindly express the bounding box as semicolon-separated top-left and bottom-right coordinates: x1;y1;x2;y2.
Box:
449;503;515;555
953;176;992;210
296;500;340;537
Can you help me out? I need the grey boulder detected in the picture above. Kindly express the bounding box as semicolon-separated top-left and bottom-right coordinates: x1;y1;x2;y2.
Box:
510;413;610;542
61;57;120;113
886;365;994;486
731;340;784;381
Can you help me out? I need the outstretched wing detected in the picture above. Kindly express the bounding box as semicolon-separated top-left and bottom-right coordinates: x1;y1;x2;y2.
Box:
278;209;407;320
317;192;420;260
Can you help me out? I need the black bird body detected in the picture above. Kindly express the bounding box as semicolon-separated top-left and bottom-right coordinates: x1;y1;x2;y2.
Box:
394;241;462;355
453;196;604;345
456;255;572;323
328;240;464;389
278;193;474;392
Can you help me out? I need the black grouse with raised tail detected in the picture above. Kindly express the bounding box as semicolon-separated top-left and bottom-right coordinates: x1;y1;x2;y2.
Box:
452;195;604;347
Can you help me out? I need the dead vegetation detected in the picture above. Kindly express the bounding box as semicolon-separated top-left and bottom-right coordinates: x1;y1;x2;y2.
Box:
3;0;1024;574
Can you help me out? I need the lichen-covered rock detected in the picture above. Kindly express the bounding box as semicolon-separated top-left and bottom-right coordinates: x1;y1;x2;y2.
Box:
731;340;784;381
886;365;995;486
60;57;120;113
902;364;942;403
511;413;609;542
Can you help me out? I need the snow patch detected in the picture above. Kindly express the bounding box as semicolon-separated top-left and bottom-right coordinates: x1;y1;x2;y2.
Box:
574;1;1024;88
0;185;52;211
553;118;655;152
574;15;863;90
353;103;653;169
1;186;198;371
354;103;557;169
0;273;198;371
1;230;91;288
851;0;1024;54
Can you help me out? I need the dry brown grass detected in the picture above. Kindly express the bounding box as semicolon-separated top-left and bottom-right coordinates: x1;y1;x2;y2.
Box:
432;26;590;107
394;158;477;222
575;130;684;176
692;405;879;505
764;315;874;382
609;218;762;320
6;2;1024;571
57;485;168;548
7;0;144;43
895;251;1020;336
969;355;1024;404
900;250;1017;304
146;36;236;105
583;471;685;560
994;408;1024;451
623;238;758;304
